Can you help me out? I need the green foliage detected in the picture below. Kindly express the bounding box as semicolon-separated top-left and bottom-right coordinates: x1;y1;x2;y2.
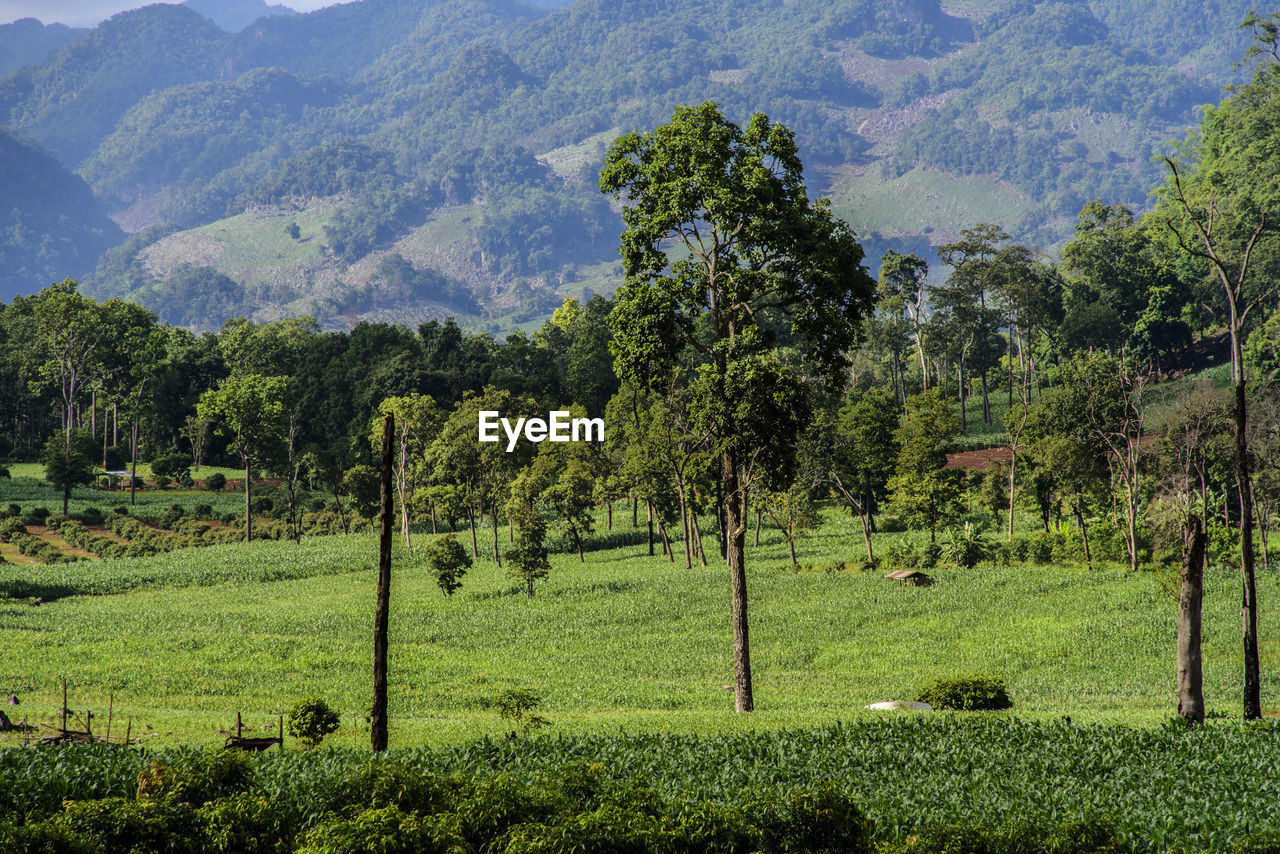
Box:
423;534;471;597
136;751;256;806
40;432;96;492
506;511;551;598
942;523;996;569
286;696;341;749
206;472;227;491
916;676;1013;711
495;689;551;739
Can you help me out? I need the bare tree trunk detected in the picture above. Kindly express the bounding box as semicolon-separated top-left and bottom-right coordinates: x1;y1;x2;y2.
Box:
1236;377;1262;719
467;506;478;558
860;512;874;563
1177;513;1207;723
980;370;990;425
492;507;502;567
658;518;673;562
1073;502;1092;571
1007;449;1016;541
129;418;139;507
724;450;753;712
646;497;654;556
244;461;252;544
371;414;394;752
753;507;762;547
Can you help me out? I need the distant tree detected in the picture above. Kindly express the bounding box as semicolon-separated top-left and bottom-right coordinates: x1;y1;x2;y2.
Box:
370;393;442;550
286;696;340;749
197;374;288;543
341;464;381;522
878;251;931;392
423;534;471;597
41;430;95;494
761;480;821;567
506;508;550;598
820;387;899;562
888;390;963;542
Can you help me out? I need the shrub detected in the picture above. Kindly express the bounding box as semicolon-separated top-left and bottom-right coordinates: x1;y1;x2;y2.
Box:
77;506;104;525
193;503;213;518
5;503;19;517
0;466;8;479
136;752;256;807
916;676;1012;711
287;696;341;749
149;453;190;482
942;523;995;568
28;507;50;524
113;505;129;515
153;475;172;490
206;472;227;491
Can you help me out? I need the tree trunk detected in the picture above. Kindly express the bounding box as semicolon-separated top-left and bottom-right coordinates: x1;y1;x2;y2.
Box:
723;450;753;712
1007;448;1016;541
646;497;654;556
1073;501;1092;571
958;361;967;431
607;501;612;531
1177;513;1207;723
860;512;874;563
787;531;798;567
129;418;139;506
492;507;502;567
1235;376;1262;719
244;460;252;544
371;414;394;752
62;406;72;516
658;518;674;562
467;505;478;558
676;481;692;569
980;369;990;425
753;507;762;547
632;494;638;527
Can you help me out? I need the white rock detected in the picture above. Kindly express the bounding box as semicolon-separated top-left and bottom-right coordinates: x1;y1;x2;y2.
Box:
865;700;932;711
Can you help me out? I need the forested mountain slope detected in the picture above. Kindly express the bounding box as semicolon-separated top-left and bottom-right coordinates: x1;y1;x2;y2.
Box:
0;0;1260;328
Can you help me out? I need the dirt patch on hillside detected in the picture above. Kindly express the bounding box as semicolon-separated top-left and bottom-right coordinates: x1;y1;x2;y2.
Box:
945;446;1012;470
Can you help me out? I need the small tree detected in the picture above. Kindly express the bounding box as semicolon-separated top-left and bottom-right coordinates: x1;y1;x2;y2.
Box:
507;509;550;598
286;696;340;749
494;689;550;738
424;534;471;597
762;481;821;567
888;390;964;542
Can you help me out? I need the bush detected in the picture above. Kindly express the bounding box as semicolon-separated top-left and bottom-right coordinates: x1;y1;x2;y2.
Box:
136;752;256;807
77;506;104;525
495;689;550;739
942;523;995;568
193;503;214;518
154;475;172;490
287;696;341;749
26;506;50;525
916;676;1012;711
206;472;227;491
0;466;8;479
149;453;191;482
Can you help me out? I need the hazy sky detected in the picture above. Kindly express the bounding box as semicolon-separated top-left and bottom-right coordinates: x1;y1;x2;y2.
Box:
0;1;348;28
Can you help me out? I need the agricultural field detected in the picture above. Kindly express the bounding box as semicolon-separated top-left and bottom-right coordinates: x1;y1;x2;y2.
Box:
2;490;1280;850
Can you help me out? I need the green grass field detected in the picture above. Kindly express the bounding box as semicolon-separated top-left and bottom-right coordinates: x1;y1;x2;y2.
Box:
2;492;1277;750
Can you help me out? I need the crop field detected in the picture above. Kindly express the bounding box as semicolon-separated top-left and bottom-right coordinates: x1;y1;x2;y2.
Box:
4;474;1280;849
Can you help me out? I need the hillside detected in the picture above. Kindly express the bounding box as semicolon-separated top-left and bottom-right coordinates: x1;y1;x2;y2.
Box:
0;0;1260;328
0;130;122;299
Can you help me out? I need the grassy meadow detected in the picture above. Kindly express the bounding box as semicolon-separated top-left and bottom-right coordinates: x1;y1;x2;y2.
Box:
2;470;1278;749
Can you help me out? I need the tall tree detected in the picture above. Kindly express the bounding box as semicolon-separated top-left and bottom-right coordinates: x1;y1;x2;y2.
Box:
197;374;288;543
28;280;110;514
600;103;875;711
370;393;442;550
1154;12;1280;719
935;225;1008;427
878;251;931;393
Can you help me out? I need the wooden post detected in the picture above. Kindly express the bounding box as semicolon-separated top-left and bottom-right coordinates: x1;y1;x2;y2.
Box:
371;413;394;752
124;719;131;746
236;711;243;739
61;678;67;736
105;694;113;744
278;714;284;750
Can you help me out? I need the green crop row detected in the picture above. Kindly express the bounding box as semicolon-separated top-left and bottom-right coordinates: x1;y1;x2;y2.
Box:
4;718;1280;851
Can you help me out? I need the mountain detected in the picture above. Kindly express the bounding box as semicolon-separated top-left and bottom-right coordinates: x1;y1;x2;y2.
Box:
0;18;87;75
184;0;298;33
0;129;122;300
0;0;1261;329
